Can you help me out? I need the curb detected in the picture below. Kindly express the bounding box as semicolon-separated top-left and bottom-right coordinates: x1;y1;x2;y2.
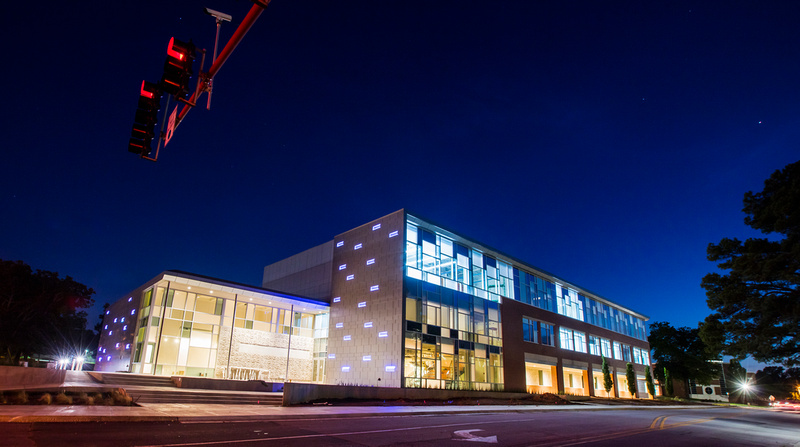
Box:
0;405;729;423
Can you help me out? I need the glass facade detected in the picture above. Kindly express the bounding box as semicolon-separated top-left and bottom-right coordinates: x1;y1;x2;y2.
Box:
131;284;329;379
403;275;503;391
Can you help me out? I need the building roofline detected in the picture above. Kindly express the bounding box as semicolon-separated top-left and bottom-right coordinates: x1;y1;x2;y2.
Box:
159;269;329;308
403;209;650;321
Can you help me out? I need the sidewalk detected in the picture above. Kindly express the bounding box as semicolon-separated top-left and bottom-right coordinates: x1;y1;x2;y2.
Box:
0;401;715;423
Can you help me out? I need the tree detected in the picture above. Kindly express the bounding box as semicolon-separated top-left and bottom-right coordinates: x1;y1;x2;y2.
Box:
665;368;674;396
645;365;656;397
601;355;613;397
754;366;800;400
0;260;95;365
700;160;800;366
648;321;720;384
626;363;637;398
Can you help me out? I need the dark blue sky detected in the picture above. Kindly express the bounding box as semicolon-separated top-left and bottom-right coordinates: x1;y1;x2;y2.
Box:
2;1;798;343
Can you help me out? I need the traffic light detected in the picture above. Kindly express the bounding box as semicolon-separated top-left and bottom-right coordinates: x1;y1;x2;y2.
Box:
160;37;196;99
128;80;162;156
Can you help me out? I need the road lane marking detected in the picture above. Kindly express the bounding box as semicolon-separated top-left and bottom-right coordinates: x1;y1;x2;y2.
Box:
453;429;498;443
139;417;533;446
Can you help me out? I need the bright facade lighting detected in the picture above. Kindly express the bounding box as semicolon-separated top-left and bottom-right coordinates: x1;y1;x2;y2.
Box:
378;331;388;338
385;365;396;372
363;355;371;361
346;275;354;281
333;297;341;303
372;223;381;230
336;241;344;247
389;231;398;238
354;243;362;250
364;322;373;328
358;302;366;308
370;285;379;291
367;258;375;265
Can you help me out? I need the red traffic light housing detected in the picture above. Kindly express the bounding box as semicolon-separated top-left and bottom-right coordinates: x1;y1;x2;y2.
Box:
161;37;196;100
128;80;162;156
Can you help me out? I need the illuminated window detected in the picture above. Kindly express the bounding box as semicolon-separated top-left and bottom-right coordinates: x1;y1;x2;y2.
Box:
363;355;371;361
358;302;366;308
366;259;375;265
342;366;350;372
336;322;343;328
370;285;379;291
364;322;373;328
346;275;354;281
378;331;388;338
354;243;362;250
333;297;341;303
385;365;396;372
372;223;381;231
389;231;398;238
336;241;344;247
343;335;351;341
339;264;347;270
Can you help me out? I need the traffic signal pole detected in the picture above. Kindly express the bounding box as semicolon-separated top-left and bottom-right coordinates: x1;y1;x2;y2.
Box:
176;0;270;127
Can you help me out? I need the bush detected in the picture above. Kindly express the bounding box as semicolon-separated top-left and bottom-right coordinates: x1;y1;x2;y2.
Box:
54;392;72;405
38;393;53;405
111;389;133;406
10;390;28;405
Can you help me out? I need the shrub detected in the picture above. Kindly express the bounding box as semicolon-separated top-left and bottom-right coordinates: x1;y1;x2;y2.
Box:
38;393;53;405
111;389;133;406
10;390;28;405
54;392;73;405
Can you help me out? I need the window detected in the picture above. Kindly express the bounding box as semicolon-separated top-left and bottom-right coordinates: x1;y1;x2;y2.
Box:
522;317;537;343
622;344;631;362
589;336;601;356
613;342;623;360
573;331;587;353
559;327;574;351
601;338;612;358
540;323;555;346
633;347;642;364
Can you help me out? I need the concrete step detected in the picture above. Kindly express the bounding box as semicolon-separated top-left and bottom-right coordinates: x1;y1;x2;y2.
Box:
128;390;283;405
94;373;176;388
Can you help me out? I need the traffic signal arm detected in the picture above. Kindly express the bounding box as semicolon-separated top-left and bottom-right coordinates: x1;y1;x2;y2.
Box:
175;1;269;128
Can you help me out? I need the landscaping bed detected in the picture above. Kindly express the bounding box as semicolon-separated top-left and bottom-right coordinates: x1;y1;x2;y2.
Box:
0;389;136;406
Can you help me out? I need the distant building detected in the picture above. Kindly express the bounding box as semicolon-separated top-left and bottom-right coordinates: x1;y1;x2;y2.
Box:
97;209;652;396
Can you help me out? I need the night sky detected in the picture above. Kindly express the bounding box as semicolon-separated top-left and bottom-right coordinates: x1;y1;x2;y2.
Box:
3;1;798;365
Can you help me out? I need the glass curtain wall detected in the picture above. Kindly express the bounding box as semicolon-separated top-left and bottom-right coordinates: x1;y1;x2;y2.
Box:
132;285;328;379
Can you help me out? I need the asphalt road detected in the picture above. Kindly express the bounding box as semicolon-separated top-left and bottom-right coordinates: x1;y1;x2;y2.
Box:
4;407;799;446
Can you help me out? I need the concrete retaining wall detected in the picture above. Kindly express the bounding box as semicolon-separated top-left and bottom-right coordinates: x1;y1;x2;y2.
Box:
173;376;283;392
283;383;533;406
0;366;66;389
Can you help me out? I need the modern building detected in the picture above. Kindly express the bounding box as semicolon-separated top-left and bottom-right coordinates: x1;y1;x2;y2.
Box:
98;209;652;397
